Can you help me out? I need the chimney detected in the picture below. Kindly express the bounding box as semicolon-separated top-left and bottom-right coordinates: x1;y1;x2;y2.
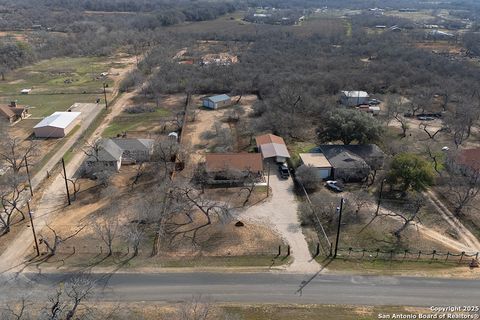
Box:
10;101;16;108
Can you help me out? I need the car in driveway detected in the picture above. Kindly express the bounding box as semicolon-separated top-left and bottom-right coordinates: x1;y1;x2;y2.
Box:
368;98;381;105
278;163;289;179
325;180;343;192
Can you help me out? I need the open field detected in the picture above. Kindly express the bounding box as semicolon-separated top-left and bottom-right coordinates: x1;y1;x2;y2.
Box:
0;56;122;117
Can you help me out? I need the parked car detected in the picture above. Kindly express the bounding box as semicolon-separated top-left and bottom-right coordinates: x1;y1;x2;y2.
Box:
325;180;343;192
368;98;381;105
278;163;289;179
417;116;436;121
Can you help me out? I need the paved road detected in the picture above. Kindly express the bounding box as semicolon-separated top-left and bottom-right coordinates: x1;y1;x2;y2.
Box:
2;272;479;306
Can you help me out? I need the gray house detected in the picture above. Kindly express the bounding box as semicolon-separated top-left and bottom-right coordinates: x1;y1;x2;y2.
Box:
85;139;123;175
111;138;154;164
340;91;369;107
202;94;232;109
317;144;385;182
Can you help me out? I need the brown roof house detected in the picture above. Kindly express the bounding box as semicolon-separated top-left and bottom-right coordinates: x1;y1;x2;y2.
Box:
255;134;290;163
205;153;263;184
0;101;28;124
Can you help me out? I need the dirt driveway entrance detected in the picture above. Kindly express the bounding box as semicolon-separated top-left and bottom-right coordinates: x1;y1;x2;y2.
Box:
239;160;321;273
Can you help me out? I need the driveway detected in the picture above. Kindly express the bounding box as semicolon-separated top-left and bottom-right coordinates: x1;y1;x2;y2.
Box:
239;161;321;273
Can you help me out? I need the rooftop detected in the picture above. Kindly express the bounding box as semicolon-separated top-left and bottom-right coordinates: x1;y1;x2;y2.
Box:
205;153;263;173
255;134;290;159
341;91;369;98
204;94;231;103
34;112;81;129
299;153;332;168
87;139;123;162
111;138;154;152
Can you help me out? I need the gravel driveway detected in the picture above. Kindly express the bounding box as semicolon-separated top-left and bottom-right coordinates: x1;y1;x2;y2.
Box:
239;162;321;273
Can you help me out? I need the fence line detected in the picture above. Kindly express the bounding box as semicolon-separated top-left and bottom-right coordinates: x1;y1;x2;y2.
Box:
334;247;479;263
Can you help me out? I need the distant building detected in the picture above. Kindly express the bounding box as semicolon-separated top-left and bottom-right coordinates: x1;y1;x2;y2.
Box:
299;153;332;180
340;91;370;107
255;134;290;163
0;101;28;123
202;94;232;109
33;111;81;138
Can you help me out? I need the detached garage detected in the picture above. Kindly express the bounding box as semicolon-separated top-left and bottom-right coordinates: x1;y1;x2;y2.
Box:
34;111;81;138
202;94;232;109
299;153;332;180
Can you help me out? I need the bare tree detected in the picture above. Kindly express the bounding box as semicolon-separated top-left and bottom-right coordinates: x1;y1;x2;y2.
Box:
39;225;85;257
1;296;29;320
419;122;446;140
378;195;424;239
177;295;212;320
351;188;371;215
445;158;480;215
385;96;409;138
93;215;119;257
152;139;180;180
0;174;27;235
123;219;146;257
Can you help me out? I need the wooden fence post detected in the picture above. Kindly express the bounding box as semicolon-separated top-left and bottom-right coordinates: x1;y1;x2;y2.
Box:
362;249;365;259
287;245;291;257
460;251;465;262
315;243;320;257
390;250;394;260
432;250;436;260
278;245;281;257
375;248;380;258
445;252;450;262
348;247;352;257
403;250;408;260
417;250;422;260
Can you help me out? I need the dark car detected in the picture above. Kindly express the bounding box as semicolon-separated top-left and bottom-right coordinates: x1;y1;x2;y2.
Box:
325;180;343;192
278;163;289;179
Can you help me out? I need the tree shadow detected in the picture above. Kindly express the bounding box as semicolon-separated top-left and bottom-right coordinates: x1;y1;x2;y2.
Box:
295;257;333;296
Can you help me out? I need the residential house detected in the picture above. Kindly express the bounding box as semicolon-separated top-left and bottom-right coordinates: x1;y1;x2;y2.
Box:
202;94;232;109
205;153;263;182
111;138;154;164
299;153;332;180
33;111;81;138
0;101;28;123
255;133;290;163
340;91;370;107
315;144;385;181
85;139;123;175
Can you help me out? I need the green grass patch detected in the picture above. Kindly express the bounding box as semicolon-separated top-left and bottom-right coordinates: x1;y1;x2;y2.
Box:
0;56;118;116
288;141;317;168
102;108;170;137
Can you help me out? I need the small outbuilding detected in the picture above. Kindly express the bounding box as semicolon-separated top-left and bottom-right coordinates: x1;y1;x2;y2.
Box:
299;153;332;180
255;133;290;163
33;111;81;138
202;94;232;109
0;101;28;124
340;91;370;107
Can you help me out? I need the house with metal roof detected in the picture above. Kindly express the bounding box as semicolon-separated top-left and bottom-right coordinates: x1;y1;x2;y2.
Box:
33;111;81;138
255;133;290;163
202;94;232;109
85;139;123;174
111;138;154;164
205;153;263;183
340;91;370;107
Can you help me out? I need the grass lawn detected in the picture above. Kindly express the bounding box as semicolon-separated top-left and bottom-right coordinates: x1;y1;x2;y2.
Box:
102;108;171;137
317;258;473;276
0;56;117;116
222;304;430;320
288;141;317;167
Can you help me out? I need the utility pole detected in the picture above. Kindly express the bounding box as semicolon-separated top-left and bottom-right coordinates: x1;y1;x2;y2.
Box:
333;197;345;258
375;179;386;216
62;158;71;206
103;82;108;110
266;162;271;197
24;155;33;197
27;199;40;256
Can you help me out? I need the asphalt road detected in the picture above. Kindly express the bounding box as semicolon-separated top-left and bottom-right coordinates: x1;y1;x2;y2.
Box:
2;272;480;306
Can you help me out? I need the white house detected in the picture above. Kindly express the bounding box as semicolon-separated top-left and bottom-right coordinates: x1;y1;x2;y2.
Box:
202;94;232;109
33;112;81;138
299;153;332;180
340;91;370;107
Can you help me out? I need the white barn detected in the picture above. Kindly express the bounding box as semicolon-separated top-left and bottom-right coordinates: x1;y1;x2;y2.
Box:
202;94;232;109
33;112;81;138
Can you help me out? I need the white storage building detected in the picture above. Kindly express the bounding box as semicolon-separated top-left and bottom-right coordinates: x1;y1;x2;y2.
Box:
33;112;81;138
340;91;370;107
